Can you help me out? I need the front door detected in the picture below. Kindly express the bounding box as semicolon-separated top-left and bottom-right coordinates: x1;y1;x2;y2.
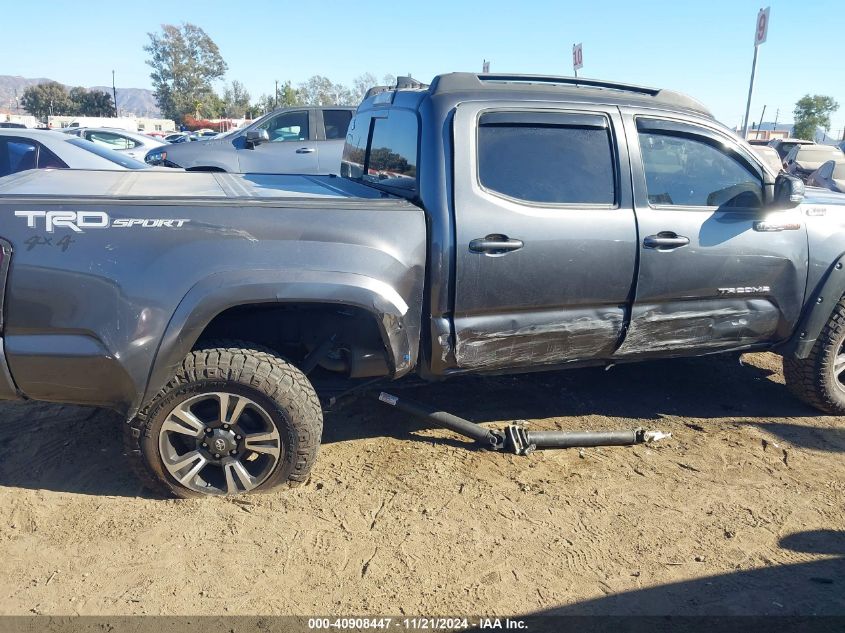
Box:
451;103;638;370
237;109;319;173
615;113;808;357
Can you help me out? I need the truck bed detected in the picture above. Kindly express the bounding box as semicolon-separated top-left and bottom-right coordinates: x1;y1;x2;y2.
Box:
0;169;392;201
0;168;426;414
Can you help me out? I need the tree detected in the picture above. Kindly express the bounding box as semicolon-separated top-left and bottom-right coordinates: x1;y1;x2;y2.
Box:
793;94;839;141
298;75;354;106
144;23;228;122
21;82;71;119
68;87;115;117
352;73;378;101
222;80;251;118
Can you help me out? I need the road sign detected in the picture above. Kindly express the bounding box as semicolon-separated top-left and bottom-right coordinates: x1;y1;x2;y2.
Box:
755;7;770;46
572;43;583;72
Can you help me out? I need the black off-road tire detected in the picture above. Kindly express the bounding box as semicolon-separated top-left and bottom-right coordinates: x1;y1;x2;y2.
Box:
783;299;845;415
124;340;322;498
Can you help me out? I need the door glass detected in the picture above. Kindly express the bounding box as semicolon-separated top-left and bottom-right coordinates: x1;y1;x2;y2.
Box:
0;139;38;176
258;111;309;142
639;130;763;208
86;131;137;150
323;110;352;139
477;115;615;204
365;111;418;192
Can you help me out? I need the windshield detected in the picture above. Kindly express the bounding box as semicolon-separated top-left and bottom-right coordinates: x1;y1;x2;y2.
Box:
66;137;148;169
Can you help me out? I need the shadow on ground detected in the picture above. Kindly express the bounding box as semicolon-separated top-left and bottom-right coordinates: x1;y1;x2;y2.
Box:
0;355;842;496
499;530;845;631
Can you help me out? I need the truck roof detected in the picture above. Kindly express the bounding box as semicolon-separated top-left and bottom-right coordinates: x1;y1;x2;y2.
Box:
0;169;392;201
363;72;713;119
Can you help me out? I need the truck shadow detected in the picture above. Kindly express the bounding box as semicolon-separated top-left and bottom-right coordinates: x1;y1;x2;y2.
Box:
324;354;845;454
0;354;842;497
486;530;845;627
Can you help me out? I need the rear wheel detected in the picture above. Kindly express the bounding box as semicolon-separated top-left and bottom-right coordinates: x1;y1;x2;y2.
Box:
783;298;845;415
125;341;322;498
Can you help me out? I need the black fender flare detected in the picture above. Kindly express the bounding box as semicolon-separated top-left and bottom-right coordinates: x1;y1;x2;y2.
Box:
782;253;845;359
135;268;417;415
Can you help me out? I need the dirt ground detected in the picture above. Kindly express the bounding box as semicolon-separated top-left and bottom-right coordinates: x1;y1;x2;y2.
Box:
0;352;844;618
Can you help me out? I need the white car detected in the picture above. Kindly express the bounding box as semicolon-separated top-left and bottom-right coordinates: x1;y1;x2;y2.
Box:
0;128;149;178
59;127;166;161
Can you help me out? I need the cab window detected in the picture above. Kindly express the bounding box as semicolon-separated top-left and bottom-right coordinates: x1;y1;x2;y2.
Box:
637;121;763;209
258;111;309;142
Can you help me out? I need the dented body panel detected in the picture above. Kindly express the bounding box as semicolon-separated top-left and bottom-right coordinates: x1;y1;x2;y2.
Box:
0;170;425;414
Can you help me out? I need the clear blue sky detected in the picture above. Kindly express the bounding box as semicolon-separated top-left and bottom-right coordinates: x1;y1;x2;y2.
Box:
2;0;844;135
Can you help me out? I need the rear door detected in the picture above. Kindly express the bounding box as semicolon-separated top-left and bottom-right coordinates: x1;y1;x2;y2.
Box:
237;109;319;173
615;112;807;357
451;103;638;370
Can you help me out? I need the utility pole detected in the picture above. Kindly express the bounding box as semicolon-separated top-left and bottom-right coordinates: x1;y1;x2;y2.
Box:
742;7;770;138
772;108;779;131
756;104;766;134
112;70;117;117
275;80;279;109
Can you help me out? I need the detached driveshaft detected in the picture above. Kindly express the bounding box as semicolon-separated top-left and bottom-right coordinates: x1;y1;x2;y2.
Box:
375;391;670;455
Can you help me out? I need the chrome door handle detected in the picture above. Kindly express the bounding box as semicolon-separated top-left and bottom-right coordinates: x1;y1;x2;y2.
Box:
296;147;315;154
469;235;524;254
643;232;690;250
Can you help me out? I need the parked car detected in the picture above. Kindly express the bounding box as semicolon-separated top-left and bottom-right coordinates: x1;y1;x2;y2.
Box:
1;73;843;498
784;144;845;182
60;127;166;161
808;159;845;193
750;145;783;174
0;122;27;129
0;128;149;177
769;137;815;160
145;106;354;174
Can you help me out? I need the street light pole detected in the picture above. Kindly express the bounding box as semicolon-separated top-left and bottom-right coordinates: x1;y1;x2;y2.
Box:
741;44;759;138
112;70;117;117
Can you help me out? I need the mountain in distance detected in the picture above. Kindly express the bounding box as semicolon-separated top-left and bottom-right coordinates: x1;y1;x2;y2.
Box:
0;74;162;118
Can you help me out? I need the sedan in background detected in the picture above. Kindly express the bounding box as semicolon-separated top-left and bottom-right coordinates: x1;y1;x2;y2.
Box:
808;159;845;193
784;144;845;182
769;137;815;160
0;128;149;179
60;127;165;161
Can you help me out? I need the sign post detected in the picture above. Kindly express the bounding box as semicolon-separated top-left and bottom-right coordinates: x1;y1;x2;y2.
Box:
572;43;583;77
742;7;770;138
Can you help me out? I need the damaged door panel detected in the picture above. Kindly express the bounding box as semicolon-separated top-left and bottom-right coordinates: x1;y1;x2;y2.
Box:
451;104;637;371
616;113;808;357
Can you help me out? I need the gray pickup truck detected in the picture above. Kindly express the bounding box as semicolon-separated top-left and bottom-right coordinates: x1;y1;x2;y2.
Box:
1;73;844;498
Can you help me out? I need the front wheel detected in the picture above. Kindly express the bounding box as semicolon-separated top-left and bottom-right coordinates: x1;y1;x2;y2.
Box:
125;341;323;498
783;298;845;415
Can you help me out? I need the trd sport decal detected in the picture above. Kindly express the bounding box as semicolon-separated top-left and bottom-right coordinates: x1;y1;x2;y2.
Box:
15;211;191;233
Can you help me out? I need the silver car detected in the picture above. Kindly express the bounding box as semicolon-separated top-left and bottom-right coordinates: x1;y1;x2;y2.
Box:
0;128;149;178
145;106;354;174
60;127;166;161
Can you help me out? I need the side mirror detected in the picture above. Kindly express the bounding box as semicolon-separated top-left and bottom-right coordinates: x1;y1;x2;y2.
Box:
245;129;269;146
772;173;805;209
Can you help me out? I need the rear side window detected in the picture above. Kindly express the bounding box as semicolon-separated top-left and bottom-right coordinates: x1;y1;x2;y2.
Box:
365;111;418;192
341;109;419;195
477;112;616;205
86;131;138;150
323;110;352;140
0;138;68;177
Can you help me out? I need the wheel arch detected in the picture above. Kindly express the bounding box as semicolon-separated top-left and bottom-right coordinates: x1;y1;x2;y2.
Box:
783;252;845;359
136;269;417;416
